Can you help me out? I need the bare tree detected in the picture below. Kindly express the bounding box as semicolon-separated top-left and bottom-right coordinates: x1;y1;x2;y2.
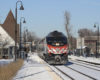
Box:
27;31;36;42
22;31;41;44
64;10;72;50
78;28;98;37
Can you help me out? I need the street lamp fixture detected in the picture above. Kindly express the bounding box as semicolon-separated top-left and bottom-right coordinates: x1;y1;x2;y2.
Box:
94;25;96;28
94;22;99;58
19;17;26;58
15;1;24;61
20;5;24;10
23;19;26;23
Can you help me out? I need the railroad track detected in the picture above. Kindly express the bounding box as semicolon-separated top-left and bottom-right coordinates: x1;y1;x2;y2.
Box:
40;57;99;80
64;65;97;80
69;59;100;72
76;59;100;65
69;58;100;68
42;57;99;80
53;66;74;80
53;65;97;80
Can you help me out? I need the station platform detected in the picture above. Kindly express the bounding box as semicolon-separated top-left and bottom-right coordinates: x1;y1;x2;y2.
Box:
13;53;62;80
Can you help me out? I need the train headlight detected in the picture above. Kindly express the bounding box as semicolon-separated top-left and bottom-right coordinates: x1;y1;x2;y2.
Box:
56;43;59;46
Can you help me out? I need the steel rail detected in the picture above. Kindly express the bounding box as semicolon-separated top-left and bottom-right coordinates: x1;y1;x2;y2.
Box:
65;66;97;80
69;58;100;68
76;59;100;65
69;59;100;72
53;66;74;80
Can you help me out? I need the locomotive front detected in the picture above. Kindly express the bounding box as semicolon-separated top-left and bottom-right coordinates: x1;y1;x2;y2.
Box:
45;31;68;64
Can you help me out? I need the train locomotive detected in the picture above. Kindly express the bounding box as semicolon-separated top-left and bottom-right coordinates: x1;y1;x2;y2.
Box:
37;31;68;64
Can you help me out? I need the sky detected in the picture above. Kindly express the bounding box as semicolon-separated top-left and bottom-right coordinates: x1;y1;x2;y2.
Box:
0;0;100;38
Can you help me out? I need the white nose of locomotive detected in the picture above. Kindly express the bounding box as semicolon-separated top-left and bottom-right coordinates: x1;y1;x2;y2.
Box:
55;55;61;62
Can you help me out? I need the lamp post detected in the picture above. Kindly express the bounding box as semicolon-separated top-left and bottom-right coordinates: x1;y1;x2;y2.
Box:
19;17;26;58
78;30;82;56
71;36;72;50
94;22;99;58
15;1;24;61
24;27;28;53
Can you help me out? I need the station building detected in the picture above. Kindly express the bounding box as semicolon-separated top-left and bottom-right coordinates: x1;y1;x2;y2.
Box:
0;10;19;58
76;36;100;56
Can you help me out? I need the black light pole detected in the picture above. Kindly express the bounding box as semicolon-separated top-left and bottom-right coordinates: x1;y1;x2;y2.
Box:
94;22;99;58
78;30;82;56
71;36;72;50
15;1;24;61
19;17;26;58
24;27;28;53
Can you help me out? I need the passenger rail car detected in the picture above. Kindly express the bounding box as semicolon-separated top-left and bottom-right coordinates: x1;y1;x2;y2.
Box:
37;31;68;64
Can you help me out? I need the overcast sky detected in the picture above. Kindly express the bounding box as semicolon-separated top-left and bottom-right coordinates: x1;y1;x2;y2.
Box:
0;0;100;38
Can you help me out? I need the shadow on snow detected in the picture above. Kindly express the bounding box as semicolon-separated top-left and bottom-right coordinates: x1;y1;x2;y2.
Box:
13;70;45;80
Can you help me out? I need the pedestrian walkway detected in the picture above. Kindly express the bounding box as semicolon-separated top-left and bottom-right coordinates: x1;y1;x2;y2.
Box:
13;53;62;80
69;55;100;64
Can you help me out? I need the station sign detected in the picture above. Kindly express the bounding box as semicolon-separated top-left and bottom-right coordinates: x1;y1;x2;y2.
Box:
85;40;96;43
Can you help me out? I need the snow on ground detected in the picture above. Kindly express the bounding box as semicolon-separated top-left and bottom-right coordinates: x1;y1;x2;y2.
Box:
0;52;32;66
13;53;53;80
0;59;14;65
13;60;29;80
69;55;100;64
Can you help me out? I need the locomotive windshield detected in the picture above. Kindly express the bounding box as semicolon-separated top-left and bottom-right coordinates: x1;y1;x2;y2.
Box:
47;37;67;46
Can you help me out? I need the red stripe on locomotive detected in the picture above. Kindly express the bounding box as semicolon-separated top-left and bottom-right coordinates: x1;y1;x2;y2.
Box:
47;44;68;54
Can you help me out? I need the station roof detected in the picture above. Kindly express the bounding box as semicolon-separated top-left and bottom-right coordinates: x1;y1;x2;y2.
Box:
1;10;19;43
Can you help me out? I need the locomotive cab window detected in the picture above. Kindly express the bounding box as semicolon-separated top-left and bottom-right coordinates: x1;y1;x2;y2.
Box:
47;37;52;42
58;37;62;42
62;37;67;42
53;38;57;42
47;37;67;46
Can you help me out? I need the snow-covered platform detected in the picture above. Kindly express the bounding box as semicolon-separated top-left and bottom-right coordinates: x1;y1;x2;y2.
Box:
69;55;100;64
13;53;62;80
